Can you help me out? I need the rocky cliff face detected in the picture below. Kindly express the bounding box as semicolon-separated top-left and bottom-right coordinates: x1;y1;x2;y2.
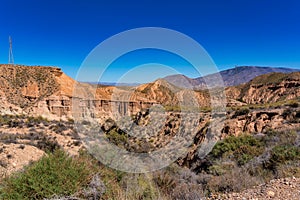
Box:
240;72;300;104
0;65;161;120
223;107;300;136
98;103;300;170
224;72;300;106
0;64;75;119
0;65;299;121
99;71;300;169
130;72;300;108
0;65;60;108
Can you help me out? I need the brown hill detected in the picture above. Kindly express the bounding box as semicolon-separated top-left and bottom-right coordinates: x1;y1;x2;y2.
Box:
0;64;299;120
0;64;79;118
128;72;300;108
0;64;60;108
227;72;300;104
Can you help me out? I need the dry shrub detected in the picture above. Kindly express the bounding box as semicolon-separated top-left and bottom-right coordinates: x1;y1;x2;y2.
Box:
171;183;204;200
207;166;262;193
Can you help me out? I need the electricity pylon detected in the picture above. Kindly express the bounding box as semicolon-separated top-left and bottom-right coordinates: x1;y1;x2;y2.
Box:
8;36;14;64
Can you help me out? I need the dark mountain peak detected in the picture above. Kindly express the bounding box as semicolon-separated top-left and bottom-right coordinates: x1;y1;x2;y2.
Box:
163;66;300;89
216;66;299;86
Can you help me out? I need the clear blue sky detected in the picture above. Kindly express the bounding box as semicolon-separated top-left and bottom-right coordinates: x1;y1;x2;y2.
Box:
0;0;300;82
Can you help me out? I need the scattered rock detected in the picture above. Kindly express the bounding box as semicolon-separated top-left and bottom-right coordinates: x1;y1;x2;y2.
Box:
266;190;275;197
209;177;300;200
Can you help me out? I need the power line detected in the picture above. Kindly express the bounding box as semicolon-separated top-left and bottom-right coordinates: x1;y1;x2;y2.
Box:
8;36;14;64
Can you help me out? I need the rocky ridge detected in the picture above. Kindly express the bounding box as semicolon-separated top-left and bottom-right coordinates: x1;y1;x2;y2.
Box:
1;64;299;120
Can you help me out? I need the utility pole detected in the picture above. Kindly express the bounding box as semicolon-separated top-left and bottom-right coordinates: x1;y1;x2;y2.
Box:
8;36;14;64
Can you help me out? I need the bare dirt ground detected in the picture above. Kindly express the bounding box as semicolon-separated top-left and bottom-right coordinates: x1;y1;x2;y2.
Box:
0;116;82;176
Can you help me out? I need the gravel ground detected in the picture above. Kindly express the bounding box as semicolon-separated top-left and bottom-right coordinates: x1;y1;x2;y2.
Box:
209;177;300;200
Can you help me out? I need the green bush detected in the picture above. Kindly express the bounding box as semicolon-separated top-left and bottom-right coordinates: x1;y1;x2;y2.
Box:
0;150;92;199
211;135;263;166
208;164;226;176
269;145;300;165
26;116;49;124
0;114;13;125
106;128;128;147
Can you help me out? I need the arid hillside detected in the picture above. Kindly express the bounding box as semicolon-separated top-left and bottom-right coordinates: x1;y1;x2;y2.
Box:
0;64;300;199
1;64;299;120
129;72;300;109
0;64;72;117
228;72;300;104
0;64;96;119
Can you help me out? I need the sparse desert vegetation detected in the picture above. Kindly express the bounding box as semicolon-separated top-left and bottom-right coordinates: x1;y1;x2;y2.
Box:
0;99;300;199
0;65;299;199
0;113;299;199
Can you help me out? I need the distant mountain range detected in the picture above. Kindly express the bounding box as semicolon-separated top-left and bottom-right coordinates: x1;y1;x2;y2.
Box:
84;66;299;88
84;82;141;87
163;66;300;89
